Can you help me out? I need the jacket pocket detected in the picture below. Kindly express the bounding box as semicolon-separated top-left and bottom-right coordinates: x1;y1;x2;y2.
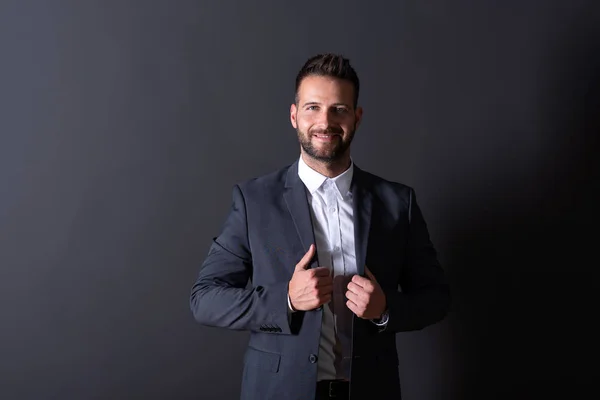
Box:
243;347;281;373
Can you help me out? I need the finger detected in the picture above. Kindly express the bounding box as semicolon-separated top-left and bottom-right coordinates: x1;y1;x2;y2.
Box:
345;290;361;304
314;273;333;284
346;287;367;305
318;293;332;305
346;281;363;295
318;277;334;288
316;283;333;294
295;244;315;270
315;277;333;288
311;267;332;277
351;274;370;287
349;280;374;297
346;299;359;315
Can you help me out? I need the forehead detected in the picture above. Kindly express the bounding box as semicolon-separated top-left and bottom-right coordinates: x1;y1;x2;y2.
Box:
297;75;355;105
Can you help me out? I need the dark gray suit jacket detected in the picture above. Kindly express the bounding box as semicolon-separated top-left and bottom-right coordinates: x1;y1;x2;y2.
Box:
190;160;450;400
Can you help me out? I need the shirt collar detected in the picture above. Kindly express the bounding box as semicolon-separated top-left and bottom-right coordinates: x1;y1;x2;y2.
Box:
297;155;354;198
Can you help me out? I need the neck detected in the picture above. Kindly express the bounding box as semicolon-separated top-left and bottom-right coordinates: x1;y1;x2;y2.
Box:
301;152;351;178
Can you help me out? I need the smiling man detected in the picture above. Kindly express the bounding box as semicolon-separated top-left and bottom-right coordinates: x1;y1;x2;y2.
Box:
292;72;360;171
190;54;451;400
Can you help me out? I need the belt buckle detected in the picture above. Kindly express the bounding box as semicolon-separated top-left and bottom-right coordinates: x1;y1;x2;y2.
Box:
328;381;337;398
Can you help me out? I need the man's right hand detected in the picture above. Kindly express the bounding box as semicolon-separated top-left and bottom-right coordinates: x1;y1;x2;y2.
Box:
288;244;333;311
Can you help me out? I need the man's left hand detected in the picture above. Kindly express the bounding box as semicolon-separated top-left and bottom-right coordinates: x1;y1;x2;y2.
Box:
345;267;386;319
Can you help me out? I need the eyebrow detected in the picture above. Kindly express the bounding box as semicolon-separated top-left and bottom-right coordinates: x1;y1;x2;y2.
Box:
301;101;351;108
301;101;320;107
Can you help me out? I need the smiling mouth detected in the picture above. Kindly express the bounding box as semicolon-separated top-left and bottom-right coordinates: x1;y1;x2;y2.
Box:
313;134;340;140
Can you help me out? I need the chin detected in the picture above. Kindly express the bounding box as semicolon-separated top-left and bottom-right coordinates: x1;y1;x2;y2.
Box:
311;146;337;157
314;150;343;162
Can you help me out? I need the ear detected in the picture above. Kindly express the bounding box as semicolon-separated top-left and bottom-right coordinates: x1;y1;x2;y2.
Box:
355;106;363;129
290;103;298;129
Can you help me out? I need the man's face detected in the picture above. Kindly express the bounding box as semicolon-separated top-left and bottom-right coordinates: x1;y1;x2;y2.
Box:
290;75;362;163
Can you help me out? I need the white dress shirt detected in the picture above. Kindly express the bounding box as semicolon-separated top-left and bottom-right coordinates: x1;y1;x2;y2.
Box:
288;155;387;381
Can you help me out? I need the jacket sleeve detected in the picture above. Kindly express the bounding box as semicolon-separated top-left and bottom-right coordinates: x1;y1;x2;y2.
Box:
383;188;451;333
189;184;293;335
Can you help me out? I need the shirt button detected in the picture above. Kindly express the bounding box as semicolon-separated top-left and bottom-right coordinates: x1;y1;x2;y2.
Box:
334;246;340;251
309;354;318;363
330;207;336;212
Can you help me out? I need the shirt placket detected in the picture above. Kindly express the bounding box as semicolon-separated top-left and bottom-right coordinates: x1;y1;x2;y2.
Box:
324;181;342;276
324;180;352;379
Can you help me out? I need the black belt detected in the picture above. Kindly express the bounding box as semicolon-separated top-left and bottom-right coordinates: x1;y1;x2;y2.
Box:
315;380;349;399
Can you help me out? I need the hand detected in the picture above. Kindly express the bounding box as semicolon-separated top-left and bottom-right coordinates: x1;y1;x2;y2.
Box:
346;267;386;319
288;244;333;311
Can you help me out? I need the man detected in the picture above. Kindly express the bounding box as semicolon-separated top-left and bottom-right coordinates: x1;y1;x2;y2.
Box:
190;54;450;400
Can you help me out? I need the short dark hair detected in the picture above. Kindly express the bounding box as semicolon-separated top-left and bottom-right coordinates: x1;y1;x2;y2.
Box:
295;53;360;108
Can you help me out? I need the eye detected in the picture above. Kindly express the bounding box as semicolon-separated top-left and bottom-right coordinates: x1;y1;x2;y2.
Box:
307;105;319;111
335;107;348;113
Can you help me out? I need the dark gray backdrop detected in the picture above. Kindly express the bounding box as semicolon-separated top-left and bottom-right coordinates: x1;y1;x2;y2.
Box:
1;1;598;399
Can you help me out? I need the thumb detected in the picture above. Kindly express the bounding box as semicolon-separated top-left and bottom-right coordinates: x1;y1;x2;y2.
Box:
295;244;315;271
365;266;376;281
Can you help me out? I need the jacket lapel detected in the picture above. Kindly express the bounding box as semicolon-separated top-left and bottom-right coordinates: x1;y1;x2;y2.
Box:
283;161;319;269
351;166;372;277
283;160;372;274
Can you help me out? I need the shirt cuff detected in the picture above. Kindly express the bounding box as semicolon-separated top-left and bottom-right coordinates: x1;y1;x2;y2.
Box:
371;310;389;326
287;293;296;312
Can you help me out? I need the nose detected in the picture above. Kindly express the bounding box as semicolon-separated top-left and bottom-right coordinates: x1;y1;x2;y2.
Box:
316;109;337;127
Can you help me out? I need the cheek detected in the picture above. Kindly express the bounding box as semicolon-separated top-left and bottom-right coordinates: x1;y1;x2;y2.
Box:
296;116;314;131
342;120;356;132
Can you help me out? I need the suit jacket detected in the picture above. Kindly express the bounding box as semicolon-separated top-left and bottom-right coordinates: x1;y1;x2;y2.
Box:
190;160;451;400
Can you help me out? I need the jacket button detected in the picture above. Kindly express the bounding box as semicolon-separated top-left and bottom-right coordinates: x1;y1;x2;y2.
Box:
309;354;318;363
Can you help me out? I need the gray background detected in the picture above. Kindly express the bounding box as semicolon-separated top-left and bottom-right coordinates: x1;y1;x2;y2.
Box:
1;1;598;399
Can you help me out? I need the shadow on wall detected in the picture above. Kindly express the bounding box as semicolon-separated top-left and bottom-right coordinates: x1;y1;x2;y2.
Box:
444;13;600;400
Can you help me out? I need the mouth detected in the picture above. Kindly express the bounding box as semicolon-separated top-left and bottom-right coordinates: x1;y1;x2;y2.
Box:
313;134;340;142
